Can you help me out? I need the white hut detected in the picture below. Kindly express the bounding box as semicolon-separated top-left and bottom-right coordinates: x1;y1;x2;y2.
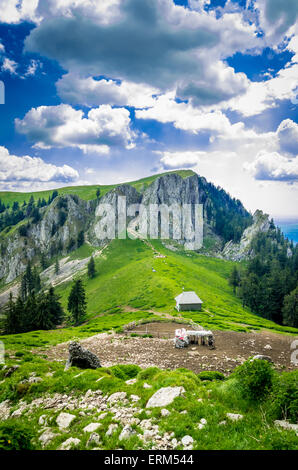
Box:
175;291;203;311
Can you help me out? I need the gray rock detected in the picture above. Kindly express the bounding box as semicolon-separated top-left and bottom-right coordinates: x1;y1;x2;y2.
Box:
59;437;81;450
106;424;118;436
161;409;170;417
251;355;273;363
56;412;76;429
119;425;136;441
87;432;101;447
83;422;102;433
4;365;20;378
64;341;101;371
146;386;185;408
39;428;57;447
226;413;243;421
108;392;127;404
181;435;194;447
274;420;298;435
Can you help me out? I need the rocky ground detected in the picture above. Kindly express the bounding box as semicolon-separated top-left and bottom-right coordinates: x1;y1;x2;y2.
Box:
43;323;297;374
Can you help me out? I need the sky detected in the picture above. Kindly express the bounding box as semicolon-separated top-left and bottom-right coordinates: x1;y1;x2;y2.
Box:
0;0;297;219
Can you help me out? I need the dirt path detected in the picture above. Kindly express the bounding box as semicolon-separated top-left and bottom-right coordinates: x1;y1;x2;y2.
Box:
43;322;297;375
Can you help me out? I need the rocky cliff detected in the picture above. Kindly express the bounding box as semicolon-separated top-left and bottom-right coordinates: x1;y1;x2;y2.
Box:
0;172;257;284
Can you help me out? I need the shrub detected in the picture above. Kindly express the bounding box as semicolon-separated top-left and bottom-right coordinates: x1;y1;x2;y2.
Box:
233;358;275;402
138;367;160;381
110;364;141;380
0;420;35;450
198;371;225;381
269;371;298;423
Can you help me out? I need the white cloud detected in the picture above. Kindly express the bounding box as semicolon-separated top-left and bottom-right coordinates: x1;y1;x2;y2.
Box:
255;0;298;44
15;104;136;154
244;150;298;182
56;73;158;108
0;146;79;190
1;57;18;75
0;0;40;24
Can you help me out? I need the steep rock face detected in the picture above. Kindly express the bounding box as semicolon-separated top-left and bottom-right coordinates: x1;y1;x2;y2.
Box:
222;210;271;261
89;185;142;246
0;172;253;284
0;195;91;283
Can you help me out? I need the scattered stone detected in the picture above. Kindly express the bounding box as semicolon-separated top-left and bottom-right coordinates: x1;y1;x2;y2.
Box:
161;409;170;417
45;372;53;377
39;429;56;447
56;412;76;429
143;383;152;389
180;410;187;415
264;344;272;350
87;433;101;447
130;394;140;402
274;420;298;435
38;415;47;426
181;435;194;448
200;418;207;425
226;413;243;421
4;365;20;378
119;425;136;441
197;398;203;403
11;408;23;418
219;420;227;426
28;376;43;383
64;341;101;371
98;413;107;420
146;387;185;408
251;355;273;363
197;423;204;430
126;378;137;385
106;424;118;436
83;422;102;433
59;437;81;450
0;400;11;420
108;392;127;404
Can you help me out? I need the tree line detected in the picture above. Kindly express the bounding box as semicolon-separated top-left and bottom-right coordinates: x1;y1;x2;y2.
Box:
229;228;298;327
1;255;97;334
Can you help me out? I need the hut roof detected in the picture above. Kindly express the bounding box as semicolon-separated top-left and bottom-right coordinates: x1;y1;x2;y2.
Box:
175;291;203;305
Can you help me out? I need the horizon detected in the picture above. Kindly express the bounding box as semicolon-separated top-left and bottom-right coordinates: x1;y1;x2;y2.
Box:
0;0;297;219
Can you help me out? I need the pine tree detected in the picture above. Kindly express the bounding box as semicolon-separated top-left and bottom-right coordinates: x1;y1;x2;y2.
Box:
229;266;240;294
67;280;87;325
3;293;20;334
87;256;96;279
282;286;298;328
77;230;84;248
55;258;60;275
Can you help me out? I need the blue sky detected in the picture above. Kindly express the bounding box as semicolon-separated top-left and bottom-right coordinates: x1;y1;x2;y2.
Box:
0;0;297;219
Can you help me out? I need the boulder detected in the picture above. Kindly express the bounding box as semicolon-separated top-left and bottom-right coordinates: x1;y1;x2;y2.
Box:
274;420;298;435
56;412;76;429
39;428;57;447
83;423;102;433
181;435;194;448
251;355;273;363
87;433;101;447
108;392;127;404
226;413;243;421
59;437;81;450
119;425;136;441
64;342;101;371
146;386;185;408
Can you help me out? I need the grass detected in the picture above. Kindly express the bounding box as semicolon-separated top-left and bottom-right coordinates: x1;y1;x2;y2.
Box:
0;357;297;450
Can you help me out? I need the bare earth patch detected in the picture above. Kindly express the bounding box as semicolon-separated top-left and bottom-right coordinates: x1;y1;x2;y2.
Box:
42;322;297;375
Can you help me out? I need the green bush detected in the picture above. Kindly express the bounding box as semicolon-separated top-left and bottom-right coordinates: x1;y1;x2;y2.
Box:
0;420;35;450
137;367;160;381
110;364;141;380
198;371;225;381
233;358;275;402
269;371;298;423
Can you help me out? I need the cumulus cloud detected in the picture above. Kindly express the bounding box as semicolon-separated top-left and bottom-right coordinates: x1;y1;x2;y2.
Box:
277;119;298;156
0;146;79;190
0;0;40;24
56;73;158;108
244;150;298;182
24;0;260;107
15;104;136;154
255;0;298;44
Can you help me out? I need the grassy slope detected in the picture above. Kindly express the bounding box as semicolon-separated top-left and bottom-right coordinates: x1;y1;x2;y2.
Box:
1;237;298;353
0;170;195;206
